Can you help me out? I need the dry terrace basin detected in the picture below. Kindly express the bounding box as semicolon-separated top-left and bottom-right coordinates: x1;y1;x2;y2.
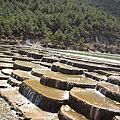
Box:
0;57;13;63
94;70;120;77
11;69;39;81
40;71;97;90
58;105;88;120
27;52;44;59
19;80;69;113
60;58;120;72
107;75;120;86
96;81;120;102
1;68;13;76
69;87;120;120
84;72;107;81
31;68;51;77
51;62;85;75
0;62;13;70
13;60;41;71
41;57;59;63
12;55;38;61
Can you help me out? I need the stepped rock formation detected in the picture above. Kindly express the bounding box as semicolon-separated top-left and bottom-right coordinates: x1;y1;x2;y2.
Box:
0;45;120;119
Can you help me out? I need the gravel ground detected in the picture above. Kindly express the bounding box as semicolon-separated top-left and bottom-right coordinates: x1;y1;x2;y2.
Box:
0;98;19;120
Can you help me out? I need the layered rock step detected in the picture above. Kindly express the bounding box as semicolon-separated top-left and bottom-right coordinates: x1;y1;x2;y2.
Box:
69;88;120;120
60;58;120;72
59;53;120;68
107;75;120;86
41;57;59;63
27;52;44;59
11;69;39;81
84;72;107;81
0;71;9;80
31;68;51;77
13;60;41;71
40;72;97;90
7;78;22;87
40;62;52;68
58;105;88;120
51;62;85;75
113;116;120;120
1;68;13;76
0;87;58;120
0;62;13;70
18;49;29;55
94;70;120;77
19;80;69;113
96;81;120;102
0;53;13;58
12;55;37;61
2;51;16;56
0;57;13;63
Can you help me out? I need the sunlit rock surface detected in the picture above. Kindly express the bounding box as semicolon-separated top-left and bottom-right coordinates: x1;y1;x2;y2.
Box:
0;45;120;119
69;88;120;120
40;62;52;68
94;70;120;77
12;55;37;61
1;69;13;76
31;68;51;77
11;69;39;81
0;58;13;63
40;72;97;90
107;75;120;86
51;62;85;75
19;80;69;113
13;60;40;71
113;116;120;120
96;81;120;102
58;105;88;120
41;57;59;63
84;72;107;81
0;71;9;80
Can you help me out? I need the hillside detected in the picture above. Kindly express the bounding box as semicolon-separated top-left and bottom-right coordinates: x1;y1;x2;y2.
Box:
0;0;120;53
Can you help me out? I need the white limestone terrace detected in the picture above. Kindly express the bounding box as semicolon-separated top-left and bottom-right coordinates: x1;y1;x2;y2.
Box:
49;48;120;65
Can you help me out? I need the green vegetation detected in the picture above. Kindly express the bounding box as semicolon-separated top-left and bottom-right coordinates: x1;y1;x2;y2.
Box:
0;0;120;53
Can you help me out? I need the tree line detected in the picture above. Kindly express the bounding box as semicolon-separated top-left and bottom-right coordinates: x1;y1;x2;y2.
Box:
0;0;120;52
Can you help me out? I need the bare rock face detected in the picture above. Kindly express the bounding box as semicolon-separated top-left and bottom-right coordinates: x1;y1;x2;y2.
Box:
51;62;84;75
96;81;120;102
58;105;88;120
12;55;36;61
41;57;59;63
27;52;44;59
19;80;69;113
84;72;107;81
31;68;50;77
40;72;97;90
40;62;52;68
1;69;13;76
107;75;120;86
7;78;21;87
0;71;9;80
113;116;120;120
0;62;13;70
94;70;120;77
69;88;120;120
11;69;38;81
13;60;40;71
18;49;29;55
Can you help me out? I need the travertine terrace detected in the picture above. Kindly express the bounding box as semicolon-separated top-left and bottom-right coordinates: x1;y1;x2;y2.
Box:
0;45;120;120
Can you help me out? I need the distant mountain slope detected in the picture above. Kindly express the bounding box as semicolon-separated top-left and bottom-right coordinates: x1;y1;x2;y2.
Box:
91;0;120;18
0;0;120;53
